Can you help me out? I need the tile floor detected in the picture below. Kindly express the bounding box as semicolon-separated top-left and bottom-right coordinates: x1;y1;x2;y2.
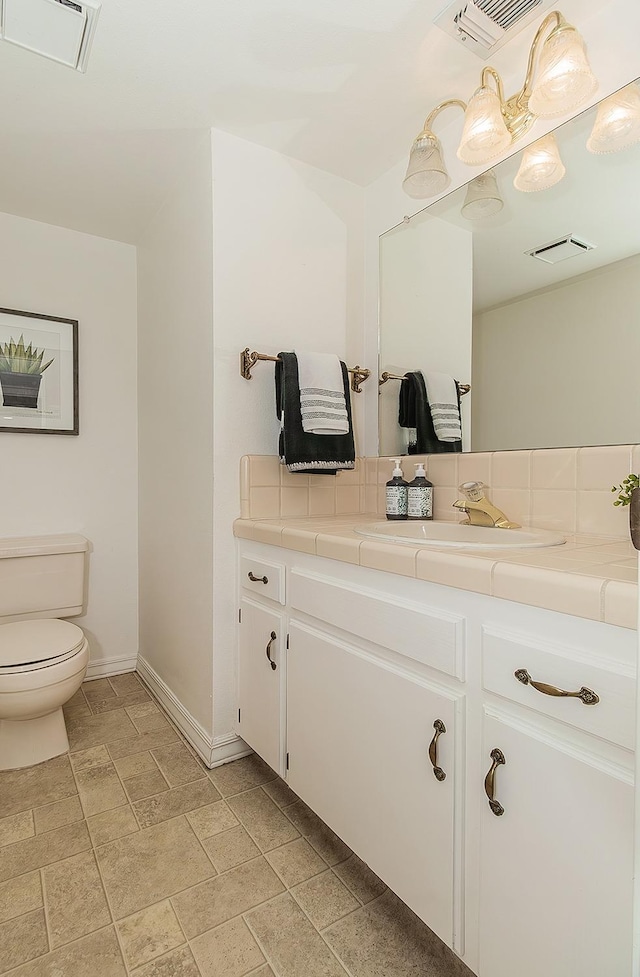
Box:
0;673;471;977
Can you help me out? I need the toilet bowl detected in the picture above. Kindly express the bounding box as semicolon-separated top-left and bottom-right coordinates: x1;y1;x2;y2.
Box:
0;619;89;770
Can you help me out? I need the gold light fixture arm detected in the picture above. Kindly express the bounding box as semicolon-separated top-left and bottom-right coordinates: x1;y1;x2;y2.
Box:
423;99;467;133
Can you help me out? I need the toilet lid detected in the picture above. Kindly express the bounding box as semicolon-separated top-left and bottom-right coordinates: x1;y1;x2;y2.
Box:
0;620;85;669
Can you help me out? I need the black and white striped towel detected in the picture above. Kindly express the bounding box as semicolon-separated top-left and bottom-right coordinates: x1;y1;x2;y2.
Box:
423;371;462;442
297;351;349;435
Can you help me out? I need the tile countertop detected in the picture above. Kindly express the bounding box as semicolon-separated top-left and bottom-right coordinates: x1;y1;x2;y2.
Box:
234;514;639;631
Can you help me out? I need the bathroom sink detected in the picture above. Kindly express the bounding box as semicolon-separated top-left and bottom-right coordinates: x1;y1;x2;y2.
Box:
355;522;565;549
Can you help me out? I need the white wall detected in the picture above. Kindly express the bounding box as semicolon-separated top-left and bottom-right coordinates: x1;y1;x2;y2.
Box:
0;212;138;671
210;129;364;742
137;133;215;735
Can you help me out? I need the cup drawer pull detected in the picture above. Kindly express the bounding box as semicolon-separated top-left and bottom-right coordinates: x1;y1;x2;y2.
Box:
248;571;269;585
514;669;599;705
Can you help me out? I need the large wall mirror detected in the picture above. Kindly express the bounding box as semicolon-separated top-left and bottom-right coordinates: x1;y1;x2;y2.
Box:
378;82;640;455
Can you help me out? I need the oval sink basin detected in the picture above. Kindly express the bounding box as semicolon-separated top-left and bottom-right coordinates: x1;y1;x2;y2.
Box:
355;522;565;550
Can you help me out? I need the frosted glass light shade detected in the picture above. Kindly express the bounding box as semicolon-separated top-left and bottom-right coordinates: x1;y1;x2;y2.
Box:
461;170;504;219
403;131;450;199
514;134;566;192
587;84;640;154
529;26;598;118
457;88;511;166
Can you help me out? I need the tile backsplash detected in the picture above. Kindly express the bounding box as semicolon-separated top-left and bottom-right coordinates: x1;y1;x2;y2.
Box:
241;444;640;539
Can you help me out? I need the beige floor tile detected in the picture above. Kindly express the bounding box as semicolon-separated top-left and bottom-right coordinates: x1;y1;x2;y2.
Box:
125;769;170;802
109;672;144;696
265;838;326;888
172;857;284;939
43;850;111;948
0;811;34;848
191;917;264;977
70;745;111;774
63;689;91;721
227;788;299;852
67;710;138;752
133;780;222;829
252;968;275;976
262;779;298;810
87;806;139;847
203;826;260;873
132;945;200;977
0;820;91;883
324;890;473;977
291;870;359;930
34;795;83;834
187;801;239;841
0;908;48;974
6;925;127;977
91;691;150;714
117;900;185;969
246;892;348;977
152;743;206;787
83;678;116;702
0;871;42;923
107;727;180;760
96;816;215;919
75;762;128;817
0;755;77;819
133;713;173;734
208;755;277;798
114;752;158;780
285;802;352;866
333;855;386;904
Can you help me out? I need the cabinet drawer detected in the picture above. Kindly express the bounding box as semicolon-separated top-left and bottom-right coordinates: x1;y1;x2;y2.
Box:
290;569;465;679
482;626;635;750
240;555;285;605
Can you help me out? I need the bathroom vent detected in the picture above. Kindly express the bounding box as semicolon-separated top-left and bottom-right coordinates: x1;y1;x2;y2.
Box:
525;234;596;265
0;0;101;72
434;0;554;59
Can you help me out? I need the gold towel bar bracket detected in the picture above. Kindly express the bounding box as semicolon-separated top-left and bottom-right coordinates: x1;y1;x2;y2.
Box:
378;371;471;396
240;348;371;394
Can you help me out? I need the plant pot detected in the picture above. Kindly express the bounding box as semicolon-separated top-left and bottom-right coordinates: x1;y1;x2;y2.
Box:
630;488;640;551
0;372;42;409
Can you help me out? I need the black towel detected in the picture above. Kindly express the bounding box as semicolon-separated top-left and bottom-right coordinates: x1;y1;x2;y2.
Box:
398;371;462;455
275;352;355;474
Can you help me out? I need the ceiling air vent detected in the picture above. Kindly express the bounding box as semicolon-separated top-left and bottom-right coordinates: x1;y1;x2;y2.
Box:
434;0;555;59
0;0;101;72
526;235;596;265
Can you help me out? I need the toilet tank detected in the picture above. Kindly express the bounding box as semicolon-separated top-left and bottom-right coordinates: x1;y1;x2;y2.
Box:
0;534;89;623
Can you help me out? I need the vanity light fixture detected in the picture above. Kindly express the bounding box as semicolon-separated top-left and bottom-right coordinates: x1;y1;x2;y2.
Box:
513;132;565;191
404;9;597;198
461;169;504;218
586;83;640;155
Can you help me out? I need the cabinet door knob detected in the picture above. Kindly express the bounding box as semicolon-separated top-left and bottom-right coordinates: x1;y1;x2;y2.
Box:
514;669;599;705
248;571;269;585
265;631;277;671
428;720;447;782
484;748;506;817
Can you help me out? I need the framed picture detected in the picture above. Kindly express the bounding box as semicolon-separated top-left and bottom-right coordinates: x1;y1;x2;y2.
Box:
0;307;78;435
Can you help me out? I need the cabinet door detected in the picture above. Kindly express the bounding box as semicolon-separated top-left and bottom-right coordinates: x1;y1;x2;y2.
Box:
238;598;284;774
287;621;463;950
479;712;633;977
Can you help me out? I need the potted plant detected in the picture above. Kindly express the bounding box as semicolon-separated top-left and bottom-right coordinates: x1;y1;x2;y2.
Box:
611;474;640;550
0;335;54;410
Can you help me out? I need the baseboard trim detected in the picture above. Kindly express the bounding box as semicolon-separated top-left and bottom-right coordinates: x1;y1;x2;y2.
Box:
210;732;252;769
85;656;138;680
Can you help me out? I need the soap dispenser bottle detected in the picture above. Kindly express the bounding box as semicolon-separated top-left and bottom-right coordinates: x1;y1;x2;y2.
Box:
408;463;433;521
386;459;408;521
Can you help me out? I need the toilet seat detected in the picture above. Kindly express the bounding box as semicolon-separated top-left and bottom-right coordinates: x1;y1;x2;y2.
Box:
0;620;86;674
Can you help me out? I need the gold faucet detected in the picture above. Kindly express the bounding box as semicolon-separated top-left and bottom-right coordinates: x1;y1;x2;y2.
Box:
452;481;520;529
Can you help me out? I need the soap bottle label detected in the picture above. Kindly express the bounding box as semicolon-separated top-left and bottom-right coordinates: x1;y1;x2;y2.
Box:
408;487;433;519
386;485;408;516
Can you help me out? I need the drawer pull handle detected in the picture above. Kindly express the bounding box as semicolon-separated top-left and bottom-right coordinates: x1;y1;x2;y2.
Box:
484;748;506;817
248;571;269;585
428;720;447;782
265;631;277;671
514;669;599;705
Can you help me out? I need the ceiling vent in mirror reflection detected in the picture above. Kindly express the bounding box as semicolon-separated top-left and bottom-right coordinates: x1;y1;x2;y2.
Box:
525;234;596;264
0;0;102;72
434;0;554;58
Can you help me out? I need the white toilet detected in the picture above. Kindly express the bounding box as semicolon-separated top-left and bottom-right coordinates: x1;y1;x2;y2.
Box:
0;534;90;771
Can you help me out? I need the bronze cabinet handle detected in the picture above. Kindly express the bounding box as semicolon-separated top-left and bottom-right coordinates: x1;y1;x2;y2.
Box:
428;720;447;782
514;668;599;705
248;571;269;585
265;631;277;671
484;748;506;817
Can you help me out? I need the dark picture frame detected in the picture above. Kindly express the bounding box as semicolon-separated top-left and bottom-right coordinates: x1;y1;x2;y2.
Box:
0;307;78;436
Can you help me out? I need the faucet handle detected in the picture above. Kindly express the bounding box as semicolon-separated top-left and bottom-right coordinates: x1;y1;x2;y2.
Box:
459;481;486;503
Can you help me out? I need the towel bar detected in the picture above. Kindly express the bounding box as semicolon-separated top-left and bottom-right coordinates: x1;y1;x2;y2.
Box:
379;371;471;396
240;348;371;394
